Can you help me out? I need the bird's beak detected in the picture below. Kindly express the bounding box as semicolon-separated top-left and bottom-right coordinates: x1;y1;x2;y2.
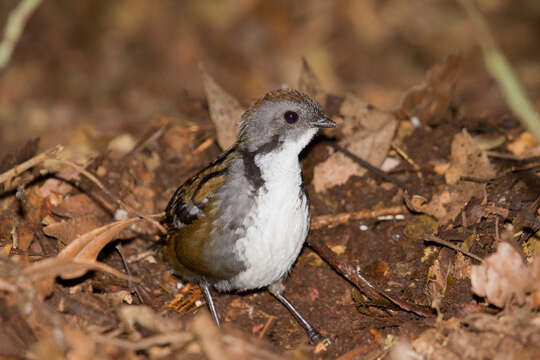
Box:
310;116;336;128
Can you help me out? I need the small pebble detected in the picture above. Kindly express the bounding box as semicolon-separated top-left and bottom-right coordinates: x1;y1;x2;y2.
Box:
410;116;421;127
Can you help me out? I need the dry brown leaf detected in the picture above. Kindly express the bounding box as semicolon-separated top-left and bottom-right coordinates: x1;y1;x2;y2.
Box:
42;215;104;247
201;65;244;149
471;241;538;308
425;248;454;309
51;193;109;219
298;58;324;103
397;54;462;126
118;305;172;333
507;131;540;157
445;130;496;185
58;218;138;269
313;94;397;192
407;182;485;227
23;257;130;299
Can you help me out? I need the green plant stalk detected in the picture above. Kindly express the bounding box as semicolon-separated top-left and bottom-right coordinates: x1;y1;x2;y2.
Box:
0;0;43;70
484;50;540;142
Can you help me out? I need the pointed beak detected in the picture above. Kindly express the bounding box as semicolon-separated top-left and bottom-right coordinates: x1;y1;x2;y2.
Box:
310;116;336;128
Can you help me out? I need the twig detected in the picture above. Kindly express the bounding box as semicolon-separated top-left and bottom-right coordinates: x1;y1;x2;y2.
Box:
0;144;63;185
423;234;483;262
53;158;167;234
257;315;275;340
327;142;407;190
0;0;42;69
115;244;144;304
457;0;540;142
391;142;421;172
311;205;408;230
306;236;434;317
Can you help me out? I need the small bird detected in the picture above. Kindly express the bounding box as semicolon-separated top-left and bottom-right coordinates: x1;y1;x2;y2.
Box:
163;88;335;343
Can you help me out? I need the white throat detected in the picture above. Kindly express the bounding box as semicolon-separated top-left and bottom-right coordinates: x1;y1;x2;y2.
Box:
255;128;317;182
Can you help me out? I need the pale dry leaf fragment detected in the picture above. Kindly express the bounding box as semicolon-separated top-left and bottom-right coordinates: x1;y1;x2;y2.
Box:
200;65;244;149
313;94;397;192
397;54;462;126
471;242;533;308
425;248;454;309
445;130;496;185
507;131;540;157
298;57;323;100
118;305;171;333
407;182;486;227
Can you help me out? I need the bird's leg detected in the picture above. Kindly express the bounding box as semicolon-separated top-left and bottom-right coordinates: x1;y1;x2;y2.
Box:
200;283;220;327
268;282;324;344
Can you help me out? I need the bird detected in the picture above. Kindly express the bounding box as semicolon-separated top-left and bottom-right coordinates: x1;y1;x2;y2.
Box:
163;88;335;343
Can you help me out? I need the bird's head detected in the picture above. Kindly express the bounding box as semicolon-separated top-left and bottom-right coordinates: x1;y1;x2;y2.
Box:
238;89;335;154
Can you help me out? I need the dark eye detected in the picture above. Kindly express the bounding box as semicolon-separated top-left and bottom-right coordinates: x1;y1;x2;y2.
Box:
284;111;298;124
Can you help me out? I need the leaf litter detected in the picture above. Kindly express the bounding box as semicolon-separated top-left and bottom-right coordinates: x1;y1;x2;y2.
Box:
0;55;539;360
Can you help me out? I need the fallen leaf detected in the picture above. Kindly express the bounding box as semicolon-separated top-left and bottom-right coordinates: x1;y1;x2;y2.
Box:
313;94;397;192
118;305;171;333
23;257;130;299
406;182;486;227
397;54;462;126
42;215;104;247
425;248;454;309
507;131;540;157
51;193;109;219
200;65;244;149
445;130;496;185
58;218;138;273
298;58;323;102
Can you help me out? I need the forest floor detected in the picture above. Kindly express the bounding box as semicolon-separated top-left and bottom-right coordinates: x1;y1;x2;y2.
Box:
0;1;539;359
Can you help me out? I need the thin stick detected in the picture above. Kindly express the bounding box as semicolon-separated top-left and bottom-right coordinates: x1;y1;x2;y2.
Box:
391;142;421;171
423;234;483;262
327;142;407;190
306;236;434;317
0;0;42;69
311;205;408;230
115;244;144;304
257;315;275;340
0;145;63;185
53;158;167;234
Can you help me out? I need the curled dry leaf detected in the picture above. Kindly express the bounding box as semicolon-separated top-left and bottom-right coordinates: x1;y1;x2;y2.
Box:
57;218;139;277
200;65;244;149
397;54;462;126
25;218;139;298
406;182;486;227
471;241;538;308
445;130;496;185
313;95;397;192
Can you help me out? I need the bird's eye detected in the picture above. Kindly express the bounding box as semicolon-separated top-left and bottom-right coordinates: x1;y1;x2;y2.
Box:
284;111;298;124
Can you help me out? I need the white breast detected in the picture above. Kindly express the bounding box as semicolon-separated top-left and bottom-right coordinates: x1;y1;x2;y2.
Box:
229;142;311;291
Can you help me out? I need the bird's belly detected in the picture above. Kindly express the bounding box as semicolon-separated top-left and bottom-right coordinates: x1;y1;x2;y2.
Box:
224;187;309;291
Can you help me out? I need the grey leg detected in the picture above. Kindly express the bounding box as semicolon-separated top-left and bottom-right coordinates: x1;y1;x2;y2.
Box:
200;283;220;327
268;283;323;344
